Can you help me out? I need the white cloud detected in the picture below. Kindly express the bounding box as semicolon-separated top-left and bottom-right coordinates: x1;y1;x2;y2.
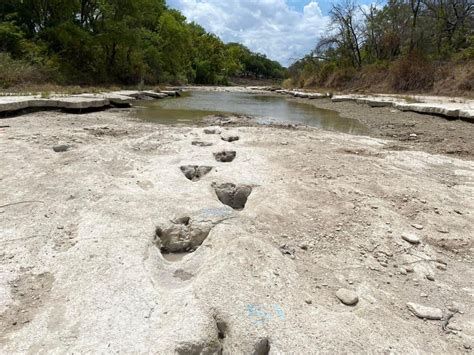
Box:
168;0;329;66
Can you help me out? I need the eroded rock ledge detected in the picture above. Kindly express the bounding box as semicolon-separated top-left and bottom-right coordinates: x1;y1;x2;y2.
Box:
0;89;181;115
254;87;474;122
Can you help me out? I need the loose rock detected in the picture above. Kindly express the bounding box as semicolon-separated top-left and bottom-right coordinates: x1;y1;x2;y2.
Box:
402;233;420;244
192;141;213;147
53;145;71;153
336;288;359;306
221;136;239;142
299;242;308;250
407;302;443;320
411;224;424;230
279;244;295;258
436;226;449;234
204;128;220;134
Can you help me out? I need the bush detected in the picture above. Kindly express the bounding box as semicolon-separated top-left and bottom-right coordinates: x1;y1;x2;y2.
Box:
0;52;51;88
390;51;434;91
318;62;337;84
281;78;293;88
458;70;474;91
325;67;356;88
453;36;474;61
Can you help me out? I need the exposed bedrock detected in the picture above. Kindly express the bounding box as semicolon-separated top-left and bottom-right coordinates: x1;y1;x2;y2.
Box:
214;151;237;163
180;165;213;181
212;183;253;210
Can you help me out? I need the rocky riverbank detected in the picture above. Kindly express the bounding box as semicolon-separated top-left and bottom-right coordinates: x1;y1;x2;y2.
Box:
0;90;180;116
0;106;472;353
290;97;474;159
256;88;474;122
224;86;472;159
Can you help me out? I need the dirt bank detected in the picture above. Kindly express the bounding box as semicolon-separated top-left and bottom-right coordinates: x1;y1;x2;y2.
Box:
291;97;474;159
0;108;473;353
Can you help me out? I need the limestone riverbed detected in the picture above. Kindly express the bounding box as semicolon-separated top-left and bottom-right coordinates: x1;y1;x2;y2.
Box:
0;101;473;353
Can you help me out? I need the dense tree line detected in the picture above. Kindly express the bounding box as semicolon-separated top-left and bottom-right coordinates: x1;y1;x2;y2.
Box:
0;0;286;87
289;0;473;91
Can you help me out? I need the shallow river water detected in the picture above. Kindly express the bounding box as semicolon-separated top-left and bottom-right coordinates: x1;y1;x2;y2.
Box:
133;90;369;135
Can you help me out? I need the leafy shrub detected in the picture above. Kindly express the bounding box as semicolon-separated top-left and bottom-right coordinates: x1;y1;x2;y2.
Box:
0;52;50;88
453;36;474;61
318;62;337;84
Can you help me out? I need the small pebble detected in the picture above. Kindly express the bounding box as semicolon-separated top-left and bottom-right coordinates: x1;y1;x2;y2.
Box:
53;145;71;153
411;224;424;230
336;288;359;306
299;243;308;250
436;227;449;234
204;128;220;134
402;233;420;244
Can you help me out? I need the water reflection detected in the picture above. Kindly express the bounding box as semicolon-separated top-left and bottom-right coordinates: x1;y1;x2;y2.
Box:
132;91;369;135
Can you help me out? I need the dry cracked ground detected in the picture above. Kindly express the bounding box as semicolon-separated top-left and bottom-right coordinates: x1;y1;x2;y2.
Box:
0;107;473;353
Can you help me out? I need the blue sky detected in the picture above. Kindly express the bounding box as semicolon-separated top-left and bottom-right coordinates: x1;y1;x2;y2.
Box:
167;0;375;66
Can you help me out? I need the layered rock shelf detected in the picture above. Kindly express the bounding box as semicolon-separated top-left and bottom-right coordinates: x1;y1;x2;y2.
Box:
0;90;181;115
253;87;474;122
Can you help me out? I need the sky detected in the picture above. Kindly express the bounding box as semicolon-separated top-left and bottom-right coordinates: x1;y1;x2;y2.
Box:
166;0;349;67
